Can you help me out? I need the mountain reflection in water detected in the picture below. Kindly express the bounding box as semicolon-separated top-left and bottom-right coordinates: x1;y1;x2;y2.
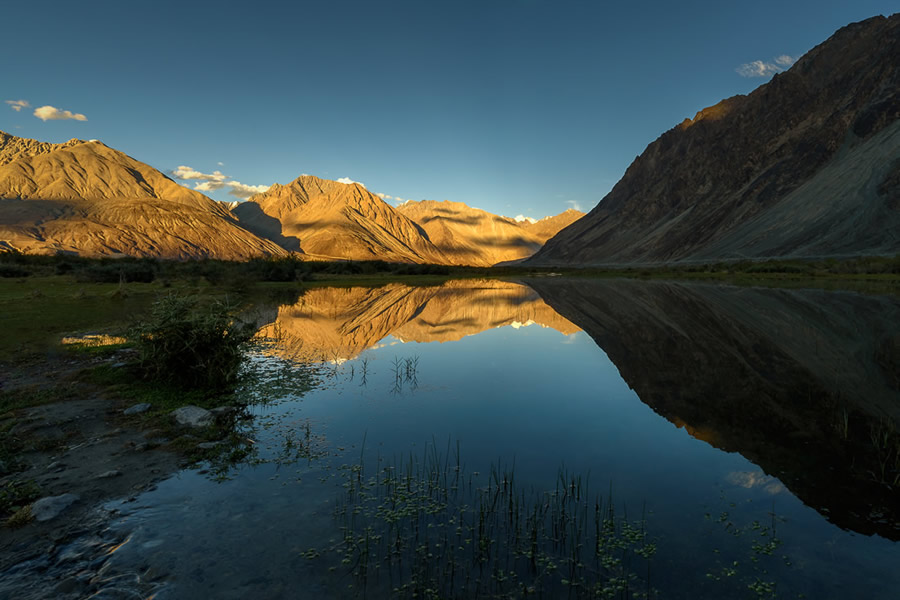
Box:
528;278;900;540
252;279;580;362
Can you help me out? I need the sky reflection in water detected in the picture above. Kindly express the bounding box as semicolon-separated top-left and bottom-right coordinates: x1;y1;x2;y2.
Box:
81;280;900;598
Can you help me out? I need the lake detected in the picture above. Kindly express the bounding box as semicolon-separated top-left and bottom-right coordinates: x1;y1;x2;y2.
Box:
5;278;900;599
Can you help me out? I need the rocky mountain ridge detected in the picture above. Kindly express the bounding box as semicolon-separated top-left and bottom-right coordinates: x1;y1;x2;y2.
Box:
528;14;900;266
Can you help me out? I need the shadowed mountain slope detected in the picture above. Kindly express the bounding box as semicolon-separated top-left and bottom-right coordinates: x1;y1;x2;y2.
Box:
529;15;900;266
0;132;285;259
529;278;900;539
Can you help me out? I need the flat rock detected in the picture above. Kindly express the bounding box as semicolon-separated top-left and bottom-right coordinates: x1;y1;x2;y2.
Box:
94;470;122;479
196;441;221;450
31;493;79;522
123;403;152;415
172;406;213;428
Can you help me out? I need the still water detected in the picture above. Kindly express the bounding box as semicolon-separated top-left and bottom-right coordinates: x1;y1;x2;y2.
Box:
8;279;900;598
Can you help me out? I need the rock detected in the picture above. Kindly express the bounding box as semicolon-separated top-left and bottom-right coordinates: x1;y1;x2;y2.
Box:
95;470;121;479
210;406;236;418
123;403;152;415
31;493;79;522
172;406;213;428
196;441;221;450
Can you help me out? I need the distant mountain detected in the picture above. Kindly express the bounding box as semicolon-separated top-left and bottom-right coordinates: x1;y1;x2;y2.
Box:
528;14;900;266
395;200;581;266
0;132;285;259
234;175;449;264
517;208;584;243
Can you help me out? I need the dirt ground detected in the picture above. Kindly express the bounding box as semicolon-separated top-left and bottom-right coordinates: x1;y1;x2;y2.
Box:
0;354;185;571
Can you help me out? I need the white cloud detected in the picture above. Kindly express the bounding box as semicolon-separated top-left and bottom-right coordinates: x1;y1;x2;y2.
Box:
376;192;393;200
736;55;795;78
514;214;537;224
217;161;225;166
336;177;365;187
566;200;582;211
194;181;226;192
172;165;228;182
5;99;29;112
33;105;88;121
227;180;270;199
774;54;796;67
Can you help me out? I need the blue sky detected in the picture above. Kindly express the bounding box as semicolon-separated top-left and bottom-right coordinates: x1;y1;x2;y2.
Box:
1;1;896;218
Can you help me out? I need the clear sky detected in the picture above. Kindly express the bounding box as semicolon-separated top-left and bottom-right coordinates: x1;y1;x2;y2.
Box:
1;1;896;219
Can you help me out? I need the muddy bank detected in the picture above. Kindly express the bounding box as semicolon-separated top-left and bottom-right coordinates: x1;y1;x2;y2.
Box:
0;354;186;571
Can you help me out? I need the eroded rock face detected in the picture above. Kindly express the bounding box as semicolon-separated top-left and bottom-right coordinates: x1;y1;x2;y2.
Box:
529;15;900;266
0;133;285;260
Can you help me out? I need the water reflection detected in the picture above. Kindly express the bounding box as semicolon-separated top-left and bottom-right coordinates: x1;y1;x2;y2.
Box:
529;278;900;540
252;279;580;362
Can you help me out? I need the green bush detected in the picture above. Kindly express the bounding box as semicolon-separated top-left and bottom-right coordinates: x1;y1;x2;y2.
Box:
131;295;254;389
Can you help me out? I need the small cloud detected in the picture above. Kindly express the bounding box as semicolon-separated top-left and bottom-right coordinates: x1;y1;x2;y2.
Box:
565;200;582;211
375;193;393;200
172;165;228;183
5;99;29;112
336;177;365;187
33;105;88;121
736;55;795;78
227;180;270;199
217;161;225;166
725;471;785;495
194;181;226;192
774;54;795;67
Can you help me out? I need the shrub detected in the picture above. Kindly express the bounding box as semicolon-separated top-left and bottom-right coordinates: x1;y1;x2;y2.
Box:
131;295;254;390
76;262;156;283
0;264;31;278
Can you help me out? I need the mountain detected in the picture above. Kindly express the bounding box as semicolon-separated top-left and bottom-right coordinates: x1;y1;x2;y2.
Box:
516;209;584;243
0;132;285;259
233;175;449;264
395;200;581;266
528;15;900;266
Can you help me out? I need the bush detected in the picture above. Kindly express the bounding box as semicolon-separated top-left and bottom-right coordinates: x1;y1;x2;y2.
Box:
76;262;156;283
131;295;255;390
0;264;31;278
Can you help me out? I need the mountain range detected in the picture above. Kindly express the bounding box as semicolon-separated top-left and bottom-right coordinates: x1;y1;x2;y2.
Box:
1;16;897;266
0;133;580;264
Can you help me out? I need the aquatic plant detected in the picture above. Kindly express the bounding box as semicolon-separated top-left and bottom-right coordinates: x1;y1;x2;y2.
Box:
315;441;657;599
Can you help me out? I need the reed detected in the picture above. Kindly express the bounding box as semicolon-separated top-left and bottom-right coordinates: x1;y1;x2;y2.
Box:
318;440;657;599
